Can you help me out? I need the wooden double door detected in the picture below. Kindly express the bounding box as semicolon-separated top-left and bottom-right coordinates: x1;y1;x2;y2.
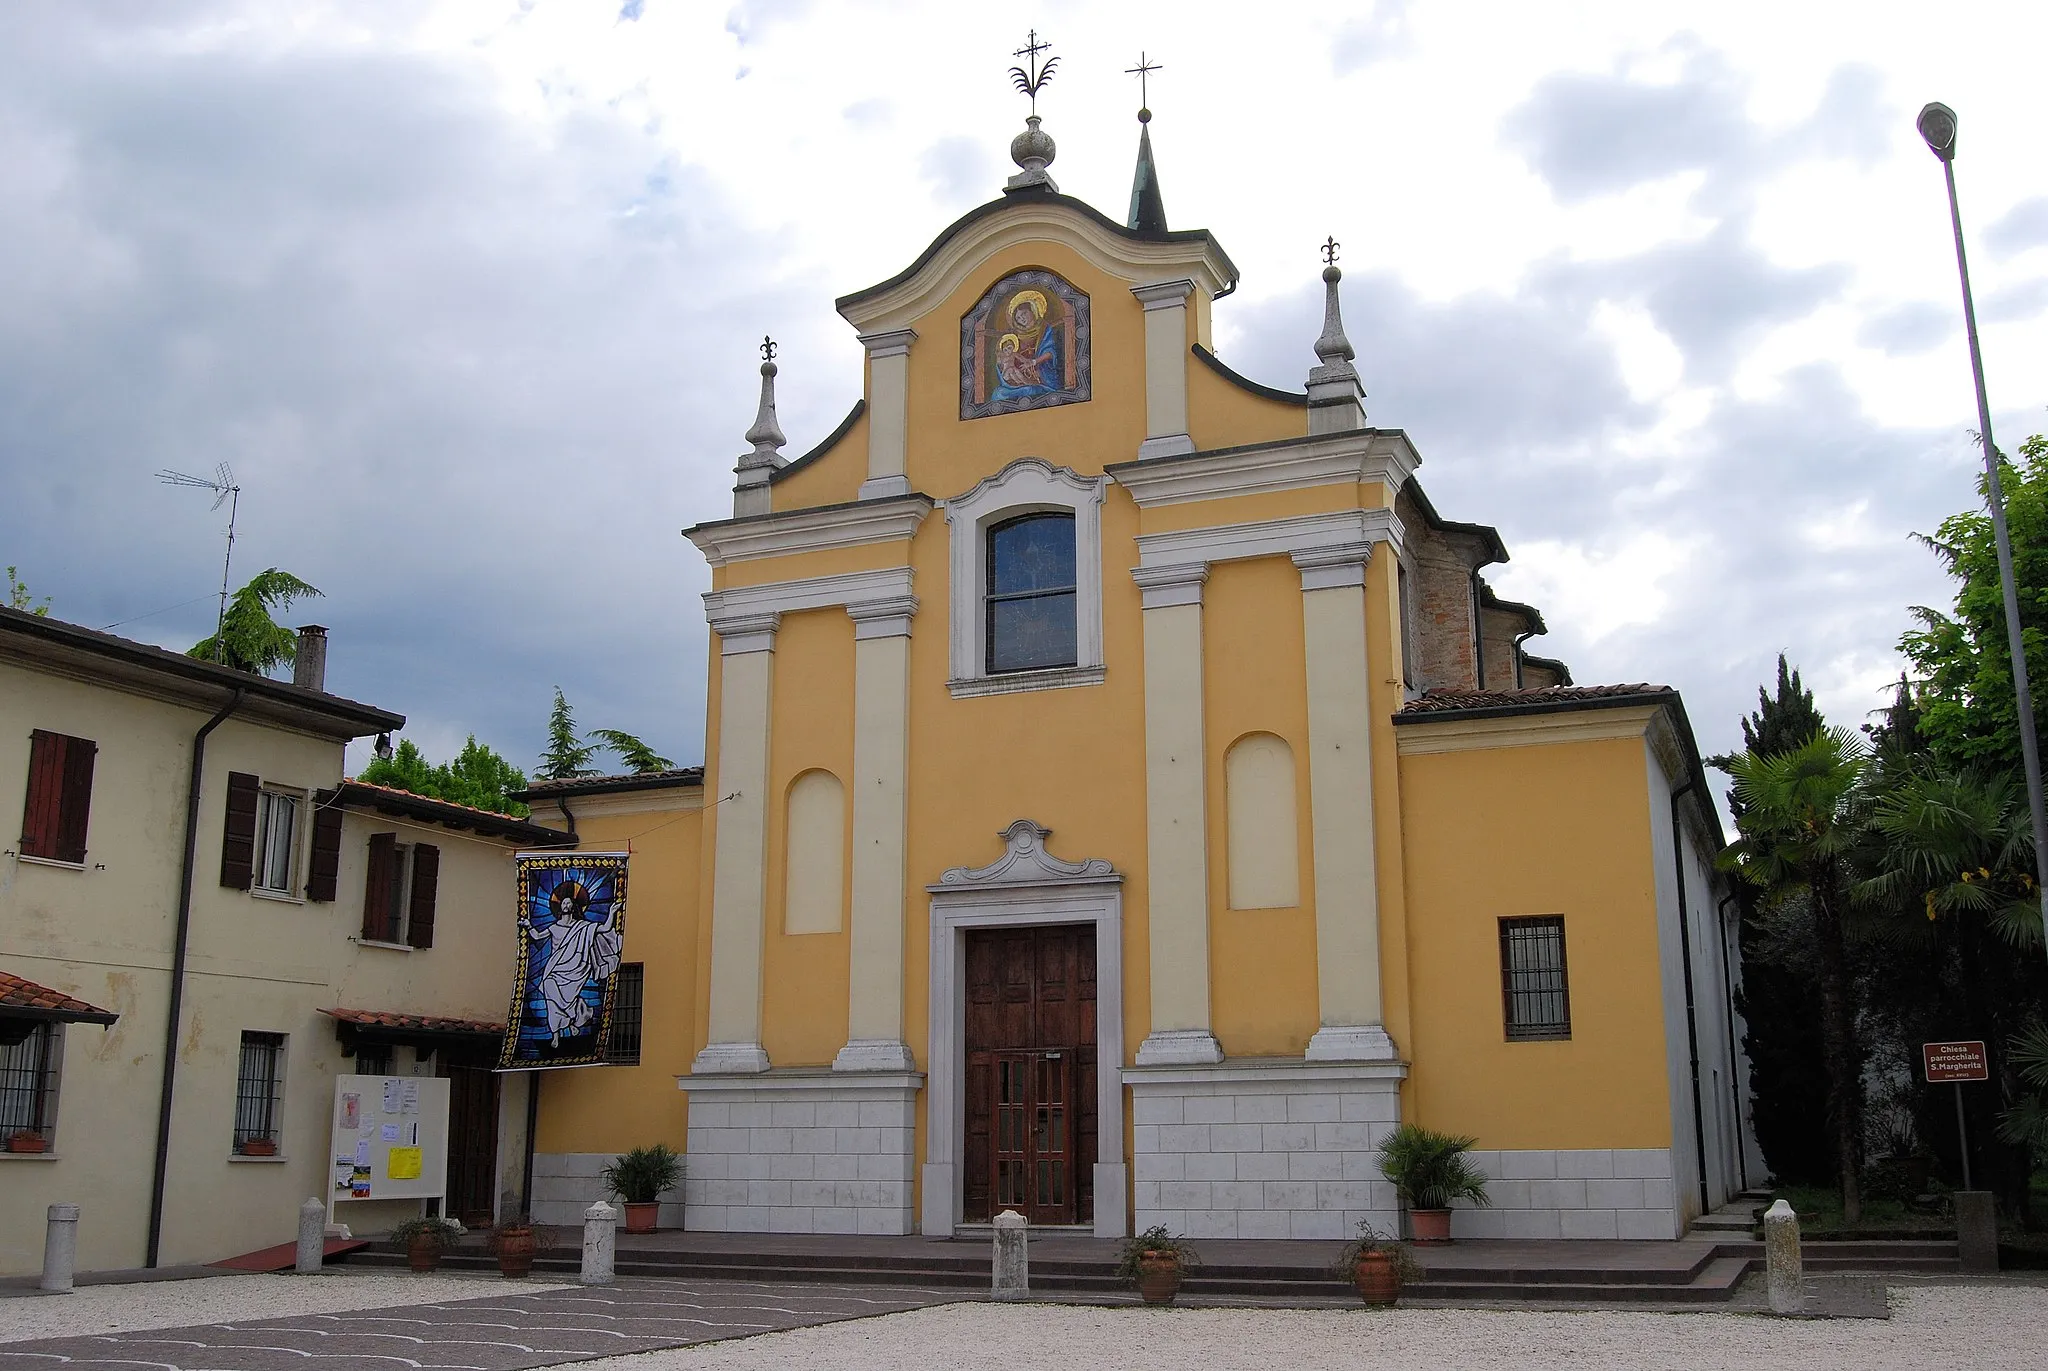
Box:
963;924;1097;1226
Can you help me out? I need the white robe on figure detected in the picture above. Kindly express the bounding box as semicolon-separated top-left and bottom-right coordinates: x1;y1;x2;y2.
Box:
530;912;623;1044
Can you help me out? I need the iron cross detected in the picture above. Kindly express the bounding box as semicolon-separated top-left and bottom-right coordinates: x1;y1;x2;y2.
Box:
1321;236;1341;267
1010;30;1058;114
1125;52;1162;109
760;336;776;362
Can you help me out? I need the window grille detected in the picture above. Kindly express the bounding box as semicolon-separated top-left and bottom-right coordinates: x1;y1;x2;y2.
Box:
0;1023;61;1141
1499;916;1571;1040
234;1031;285;1150
605;964;645;1065
354;1044;393;1076
984;512;1078;673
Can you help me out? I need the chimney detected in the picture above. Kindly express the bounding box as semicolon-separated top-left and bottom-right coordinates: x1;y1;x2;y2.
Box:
293;625;328;692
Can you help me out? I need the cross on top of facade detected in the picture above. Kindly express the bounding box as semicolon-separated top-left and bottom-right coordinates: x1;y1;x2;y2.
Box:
760;336;777;362
1125;52;1162;112
1321;237;1341;268
1009;30;1058;115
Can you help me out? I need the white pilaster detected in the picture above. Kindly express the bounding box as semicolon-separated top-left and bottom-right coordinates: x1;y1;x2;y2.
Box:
1132;279;1196;460
837;597;917;1073
858;329;916;501
1134;562;1222;1066
1293;545;1396;1062
695;611;779;1075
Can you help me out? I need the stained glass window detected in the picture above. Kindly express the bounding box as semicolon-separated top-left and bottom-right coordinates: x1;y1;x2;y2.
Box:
985;513;1077;673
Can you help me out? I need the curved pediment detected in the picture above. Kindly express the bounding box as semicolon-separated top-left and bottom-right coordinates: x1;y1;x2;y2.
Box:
934;819;1117;889
836;189;1236;337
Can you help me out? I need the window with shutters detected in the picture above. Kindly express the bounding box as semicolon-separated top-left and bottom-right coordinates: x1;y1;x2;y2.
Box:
232;1031;285;1153
1499;916;1571;1041
251;788;303;896
604;963;644;1065
359;833;439;949
17;730;96;866
0;1022;64;1147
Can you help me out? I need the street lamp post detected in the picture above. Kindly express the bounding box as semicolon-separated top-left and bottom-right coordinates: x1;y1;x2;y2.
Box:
1917;101;2048;965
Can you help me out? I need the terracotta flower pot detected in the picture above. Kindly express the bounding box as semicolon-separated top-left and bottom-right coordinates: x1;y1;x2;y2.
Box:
7;1132;48;1154
495;1228;535;1278
1353;1250;1401;1306
1409;1208;1454;1244
1136;1252;1182;1305
239;1138;278;1157
407;1236;442;1273
623;1201;659;1234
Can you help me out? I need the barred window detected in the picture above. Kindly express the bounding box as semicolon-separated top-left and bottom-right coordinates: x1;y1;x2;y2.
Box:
604;963;644;1066
354;1044;392;1076
234;1031;286;1152
0;1023;63;1144
1499;916;1571;1040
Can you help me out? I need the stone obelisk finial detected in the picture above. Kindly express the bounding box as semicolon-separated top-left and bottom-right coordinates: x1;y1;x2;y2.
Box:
734;335;786;517
1306;238;1366;434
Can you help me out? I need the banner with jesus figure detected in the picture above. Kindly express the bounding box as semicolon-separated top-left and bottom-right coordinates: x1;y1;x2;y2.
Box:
498;852;629;1070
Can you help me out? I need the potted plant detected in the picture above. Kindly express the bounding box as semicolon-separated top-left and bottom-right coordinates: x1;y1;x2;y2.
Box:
601;1143;683;1234
1334;1220;1422;1306
1115;1224;1200;1305
488;1217;554;1278
7;1129;48;1154
238;1137;278;1157
1376;1123;1490;1243
390;1216;464;1273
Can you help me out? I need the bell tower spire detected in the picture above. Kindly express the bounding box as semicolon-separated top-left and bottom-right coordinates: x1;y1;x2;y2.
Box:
1306;238;1367;433
1125;52;1168;233
734;335;786;517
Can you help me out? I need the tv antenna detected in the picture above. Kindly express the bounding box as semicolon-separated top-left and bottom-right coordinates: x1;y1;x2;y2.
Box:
157;463;241;663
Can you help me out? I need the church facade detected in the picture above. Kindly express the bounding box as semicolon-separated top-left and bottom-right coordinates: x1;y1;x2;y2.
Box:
521;106;1755;1243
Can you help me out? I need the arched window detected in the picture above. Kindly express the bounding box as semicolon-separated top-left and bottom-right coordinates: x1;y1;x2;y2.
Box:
985;512;1077;674
783;770;845;935
1226;733;1300;910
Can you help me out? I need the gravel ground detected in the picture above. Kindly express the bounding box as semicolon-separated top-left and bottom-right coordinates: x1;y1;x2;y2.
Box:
0;1270;572;1343
565;1285;2047;1371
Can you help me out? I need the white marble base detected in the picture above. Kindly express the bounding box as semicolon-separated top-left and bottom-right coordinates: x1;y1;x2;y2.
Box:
1304;1023;1399;1062
857;474;912;501
1450;1149;1681;1240
530;1152;683;1231
1134;1029;1225;1066
832;1039;918;1072
1137;433;1196;460
691;1041;771;1074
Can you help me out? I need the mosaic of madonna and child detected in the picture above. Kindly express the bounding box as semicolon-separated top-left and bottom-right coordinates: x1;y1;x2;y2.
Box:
960;268;1092;420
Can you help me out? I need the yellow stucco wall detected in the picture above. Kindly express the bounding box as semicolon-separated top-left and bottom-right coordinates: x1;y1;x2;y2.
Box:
1396;729;1673;1149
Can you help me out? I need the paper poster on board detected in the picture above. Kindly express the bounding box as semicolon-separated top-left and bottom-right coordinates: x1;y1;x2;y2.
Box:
498;852;629;1069
388;1146;423;1180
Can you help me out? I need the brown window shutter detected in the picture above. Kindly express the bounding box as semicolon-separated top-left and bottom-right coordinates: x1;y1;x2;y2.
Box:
19;730;66;859
305;791;343;902
54;737;96;865
406;843;440;949
362;832;396;941
219;771;259;890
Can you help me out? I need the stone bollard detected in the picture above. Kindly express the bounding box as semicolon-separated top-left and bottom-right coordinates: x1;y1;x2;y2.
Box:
1954;1191;1998;1274
991;1209;1028;1301
296;1198;326;1274
582;1201;617;1286
1763;1198;1803;1315
40;1204;79;1295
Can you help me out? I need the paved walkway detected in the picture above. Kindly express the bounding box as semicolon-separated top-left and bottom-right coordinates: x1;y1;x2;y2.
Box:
0;1277;961;1371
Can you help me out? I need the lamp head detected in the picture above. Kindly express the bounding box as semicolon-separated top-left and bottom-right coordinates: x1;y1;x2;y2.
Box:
1917;102;1957;162
374;731;394;762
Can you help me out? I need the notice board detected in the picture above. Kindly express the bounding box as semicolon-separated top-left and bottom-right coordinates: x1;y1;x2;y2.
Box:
329;1074;450;1210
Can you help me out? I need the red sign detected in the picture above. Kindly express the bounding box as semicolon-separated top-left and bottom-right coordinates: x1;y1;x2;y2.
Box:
1923;1040;1989;1083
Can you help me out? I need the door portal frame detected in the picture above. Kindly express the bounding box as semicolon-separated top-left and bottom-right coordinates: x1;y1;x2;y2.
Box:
923;819;1127;1239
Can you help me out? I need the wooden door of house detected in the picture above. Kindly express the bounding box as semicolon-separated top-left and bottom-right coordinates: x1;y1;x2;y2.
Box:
963;924;1096;1225
443;1055;500;1227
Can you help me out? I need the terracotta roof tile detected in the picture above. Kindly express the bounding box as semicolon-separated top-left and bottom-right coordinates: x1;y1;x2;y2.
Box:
0;970;118;1024
1397;683;1673;715
520;767;704;794
322;1007;505;1036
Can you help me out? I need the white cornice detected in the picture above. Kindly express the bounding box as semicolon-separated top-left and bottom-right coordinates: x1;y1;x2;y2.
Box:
703;566;916;637
1134;508;1403;572
838;202;1233;335
1393;703;1660;757
685;496;932;568
1107;431;1420;509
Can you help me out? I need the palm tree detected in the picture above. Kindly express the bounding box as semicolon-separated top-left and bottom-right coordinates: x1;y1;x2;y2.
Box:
1722;726;1872;1223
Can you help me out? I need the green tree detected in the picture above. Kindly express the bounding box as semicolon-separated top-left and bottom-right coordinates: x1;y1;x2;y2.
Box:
359;734;531;817
189;569;321;675
589;728;674;774
539;688;598;780
1901;432;2048;773
1722;727;1873;1222
7;566;51;616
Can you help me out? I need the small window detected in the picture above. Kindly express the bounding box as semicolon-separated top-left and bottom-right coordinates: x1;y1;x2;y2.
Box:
19;730;96;864
605;963;645;1065
233;1031;286;1152
1499;916;1571;1040
252;789;302;895
360;835;439;947
985;512;1077;673
0;1022;64;1146
354;1044;393;1076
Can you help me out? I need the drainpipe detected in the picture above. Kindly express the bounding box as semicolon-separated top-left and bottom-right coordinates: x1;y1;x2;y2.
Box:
1511;629;1538;689
1669;778;1712;1219
148;688;244;1268
1470;569;1486;689
558;797;577;841
1718;892;1748;1191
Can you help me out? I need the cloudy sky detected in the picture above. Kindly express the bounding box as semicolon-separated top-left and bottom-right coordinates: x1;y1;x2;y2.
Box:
4;1;2045;803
